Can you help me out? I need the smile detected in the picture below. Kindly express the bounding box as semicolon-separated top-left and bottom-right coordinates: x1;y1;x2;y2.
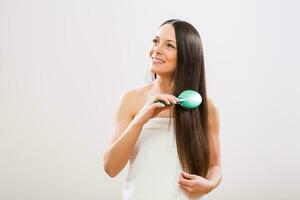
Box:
152;57;166;64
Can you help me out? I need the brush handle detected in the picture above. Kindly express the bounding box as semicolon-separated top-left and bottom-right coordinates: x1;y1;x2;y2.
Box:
153;99;185;105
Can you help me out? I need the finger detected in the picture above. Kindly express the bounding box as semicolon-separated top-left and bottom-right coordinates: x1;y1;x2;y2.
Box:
166;94;180;104
182;171;198;180
158;94;179;105
159;96;171;105
152;99;167;106
153;96;171;105
179;174;194;187
179;184;193;196
153;102;166;108
161;94;178;105
179;179;195;187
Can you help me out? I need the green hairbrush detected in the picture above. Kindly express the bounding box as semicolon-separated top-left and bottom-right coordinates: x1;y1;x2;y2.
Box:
153;90;202;109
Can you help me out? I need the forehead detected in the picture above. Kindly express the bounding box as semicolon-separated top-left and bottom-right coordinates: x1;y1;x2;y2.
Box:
155;24;176;42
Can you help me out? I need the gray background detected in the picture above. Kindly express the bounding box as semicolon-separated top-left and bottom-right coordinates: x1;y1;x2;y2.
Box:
1;0;300;199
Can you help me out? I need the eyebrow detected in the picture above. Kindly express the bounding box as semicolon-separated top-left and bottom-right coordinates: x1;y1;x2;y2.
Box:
155;35;176;44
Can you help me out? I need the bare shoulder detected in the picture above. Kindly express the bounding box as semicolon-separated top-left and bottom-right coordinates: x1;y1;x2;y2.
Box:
207;98;220;116
109;83;152;144
207;98;221;134
117;83;152;118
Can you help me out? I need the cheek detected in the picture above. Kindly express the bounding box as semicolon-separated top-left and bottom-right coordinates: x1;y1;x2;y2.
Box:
173;55;177;63
170;52;177;63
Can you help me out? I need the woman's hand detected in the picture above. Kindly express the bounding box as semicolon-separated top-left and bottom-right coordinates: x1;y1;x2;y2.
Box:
178;171;214;198
132;94;179;125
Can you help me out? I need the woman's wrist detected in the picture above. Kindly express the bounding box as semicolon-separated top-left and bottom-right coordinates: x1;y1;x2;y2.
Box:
131;117;146;127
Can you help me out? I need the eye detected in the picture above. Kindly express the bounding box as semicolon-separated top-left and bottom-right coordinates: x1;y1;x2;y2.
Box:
167;43;175;49
152;38;158;44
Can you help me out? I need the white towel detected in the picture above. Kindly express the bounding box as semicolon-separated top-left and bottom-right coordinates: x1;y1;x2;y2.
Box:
123;117;207;200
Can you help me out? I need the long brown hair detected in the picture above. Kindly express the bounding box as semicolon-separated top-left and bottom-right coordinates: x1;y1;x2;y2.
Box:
152;19;210;177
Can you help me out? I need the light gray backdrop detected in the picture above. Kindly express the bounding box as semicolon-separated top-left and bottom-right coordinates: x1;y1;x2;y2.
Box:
1;0;299;199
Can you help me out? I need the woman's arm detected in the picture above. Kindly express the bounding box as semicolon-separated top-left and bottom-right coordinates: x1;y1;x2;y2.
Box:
206;99;222;190
103;90;175;177
103;90;144;177
206;165;222;190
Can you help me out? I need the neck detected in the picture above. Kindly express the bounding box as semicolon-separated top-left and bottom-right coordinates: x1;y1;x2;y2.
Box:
152;75;174;94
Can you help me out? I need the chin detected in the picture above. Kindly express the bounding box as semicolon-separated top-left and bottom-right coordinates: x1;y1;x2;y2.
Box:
150;61;175;72
150;65;163;74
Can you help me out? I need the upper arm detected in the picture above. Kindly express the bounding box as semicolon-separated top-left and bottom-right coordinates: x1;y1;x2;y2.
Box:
109;90;136;145
207;99;221;167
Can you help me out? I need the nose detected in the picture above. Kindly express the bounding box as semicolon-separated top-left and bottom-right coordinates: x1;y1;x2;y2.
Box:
153;43;163;54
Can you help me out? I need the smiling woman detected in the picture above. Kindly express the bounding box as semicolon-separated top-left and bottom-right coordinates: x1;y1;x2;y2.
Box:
103;19;222;200
150;24;177;78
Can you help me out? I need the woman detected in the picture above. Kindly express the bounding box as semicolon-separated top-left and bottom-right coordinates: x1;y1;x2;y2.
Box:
103;19;222;200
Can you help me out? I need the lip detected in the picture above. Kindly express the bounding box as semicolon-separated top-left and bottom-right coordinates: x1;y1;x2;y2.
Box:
152;57;166;64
